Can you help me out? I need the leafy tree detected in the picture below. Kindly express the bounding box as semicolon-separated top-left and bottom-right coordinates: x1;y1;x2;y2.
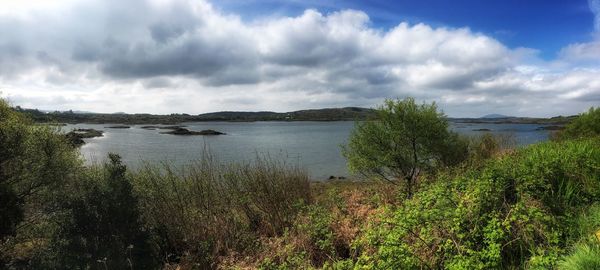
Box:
0;99;80;239
342;97;465;198
560;107;600;139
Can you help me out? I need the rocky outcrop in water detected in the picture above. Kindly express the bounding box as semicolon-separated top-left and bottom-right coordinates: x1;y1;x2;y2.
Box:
161;128;225;135
105;125;130;129
66;129;104;147
141;125;187;130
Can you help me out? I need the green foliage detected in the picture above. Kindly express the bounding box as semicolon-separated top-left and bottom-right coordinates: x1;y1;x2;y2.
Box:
0;99;80;240
0;183;22;239
556;204;600;270
560;107;600;139
357;138;600;269
295;205;336;265
343;97;467;198
48;154;157;269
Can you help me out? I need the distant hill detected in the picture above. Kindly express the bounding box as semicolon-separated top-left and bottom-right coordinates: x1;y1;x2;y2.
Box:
195;107;375;121
18;107;377;124
15;105;577;125
480;114;513;119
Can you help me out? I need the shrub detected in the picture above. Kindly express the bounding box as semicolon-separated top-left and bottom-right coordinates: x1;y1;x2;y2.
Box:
0;99;82;267
358;138;600;269
47;154;157;269
0;100;81;240
559;107;600;139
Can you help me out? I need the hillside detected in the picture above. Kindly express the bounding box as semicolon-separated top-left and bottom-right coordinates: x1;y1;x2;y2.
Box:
16;107;377;124
15;106;576;125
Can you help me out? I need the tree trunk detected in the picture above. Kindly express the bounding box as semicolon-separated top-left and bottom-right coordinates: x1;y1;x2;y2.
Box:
405;175;413;199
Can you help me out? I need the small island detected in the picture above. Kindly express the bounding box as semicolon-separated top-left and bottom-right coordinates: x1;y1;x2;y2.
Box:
65;128;104;146
473;128;492;131
105;125;131;129
160;127;225;135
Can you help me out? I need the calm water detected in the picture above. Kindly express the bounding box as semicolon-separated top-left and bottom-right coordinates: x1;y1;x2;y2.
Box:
64;121;553;179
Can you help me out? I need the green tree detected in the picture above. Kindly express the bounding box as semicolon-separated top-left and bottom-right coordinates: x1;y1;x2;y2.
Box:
0;99;80;239
342;97;465;198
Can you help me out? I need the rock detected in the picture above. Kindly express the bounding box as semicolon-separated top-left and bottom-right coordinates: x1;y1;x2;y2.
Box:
106;125;130;129
140;126;159;130
161;128;225;136
158;125;187;130
472;128;492;131
142;125;187;130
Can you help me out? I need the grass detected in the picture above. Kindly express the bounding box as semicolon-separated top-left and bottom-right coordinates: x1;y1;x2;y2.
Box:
131;153;311;268
558;243;600;270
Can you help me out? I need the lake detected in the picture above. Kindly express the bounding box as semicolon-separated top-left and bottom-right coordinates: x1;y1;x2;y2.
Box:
65;121;554;179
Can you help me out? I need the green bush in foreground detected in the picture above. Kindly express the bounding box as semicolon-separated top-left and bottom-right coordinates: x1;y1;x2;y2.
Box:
355;138;600;269
47;154;157;269
0;100;80;240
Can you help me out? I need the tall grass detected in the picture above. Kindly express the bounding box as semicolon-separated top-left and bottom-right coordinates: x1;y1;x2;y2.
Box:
131;153;311;267
558;243;600;270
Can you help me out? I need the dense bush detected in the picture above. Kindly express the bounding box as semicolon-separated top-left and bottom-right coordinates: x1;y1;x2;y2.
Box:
559;107;600;139
46;154;157;269
354;138;600;269
0;100;80;240
1;100;83;267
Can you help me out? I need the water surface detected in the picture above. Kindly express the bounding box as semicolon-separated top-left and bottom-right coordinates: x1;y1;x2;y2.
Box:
65;121;553;179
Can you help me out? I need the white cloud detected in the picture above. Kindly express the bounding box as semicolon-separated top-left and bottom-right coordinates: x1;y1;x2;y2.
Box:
0;0;598;117
559;41;600;63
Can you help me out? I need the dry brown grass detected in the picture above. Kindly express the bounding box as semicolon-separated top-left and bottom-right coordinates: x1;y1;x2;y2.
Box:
132;154;311;269
220;179;395;269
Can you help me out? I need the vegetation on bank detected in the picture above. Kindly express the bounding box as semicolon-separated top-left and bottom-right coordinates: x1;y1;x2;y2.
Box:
1;98;599;269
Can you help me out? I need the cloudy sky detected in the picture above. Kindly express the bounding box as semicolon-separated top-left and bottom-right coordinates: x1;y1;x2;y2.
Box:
0;0;599;117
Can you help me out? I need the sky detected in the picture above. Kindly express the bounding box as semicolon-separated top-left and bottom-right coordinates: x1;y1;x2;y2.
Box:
0;0;599;117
